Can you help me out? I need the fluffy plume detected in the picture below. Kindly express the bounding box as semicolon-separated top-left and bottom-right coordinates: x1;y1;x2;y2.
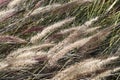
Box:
0;0;11;7
51;56;119;80
48;36;93;66
0;0;119;79
0;51;48;71
48;17;98;55
2;43;54;70
28;4;61;17
30;17;75;44
0;35;27;44
28;0;93;17
9;58;38;70
49;26;99;44
58;26;100;35
51;0;94;14
49;26;99;41
0;61;9;70
59;27;80;35
47;25;113;66
7;43;55;59
91;67;120;80
7;0;26;9
0;8;17;22
78;26;114;55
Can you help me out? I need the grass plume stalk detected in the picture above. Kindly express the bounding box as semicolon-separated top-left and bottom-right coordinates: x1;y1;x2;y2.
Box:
48;17;98;55
30;17;75;44
51;56;119;80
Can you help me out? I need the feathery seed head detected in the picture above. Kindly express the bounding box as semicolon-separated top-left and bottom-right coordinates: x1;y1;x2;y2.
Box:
0;61;9;71
48;36;93;66
52;56;119;80
30;4;61;16
30;17;75;44
0;8;17;22
7;0;26;9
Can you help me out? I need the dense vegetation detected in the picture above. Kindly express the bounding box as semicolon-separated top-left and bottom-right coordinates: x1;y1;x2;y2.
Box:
0;0;120;80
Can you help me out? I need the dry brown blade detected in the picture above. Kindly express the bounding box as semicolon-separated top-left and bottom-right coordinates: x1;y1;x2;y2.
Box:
0;35;27;44
51;56;119;80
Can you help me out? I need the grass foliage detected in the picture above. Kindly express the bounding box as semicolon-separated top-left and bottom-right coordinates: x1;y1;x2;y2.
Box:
0;0;120;80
